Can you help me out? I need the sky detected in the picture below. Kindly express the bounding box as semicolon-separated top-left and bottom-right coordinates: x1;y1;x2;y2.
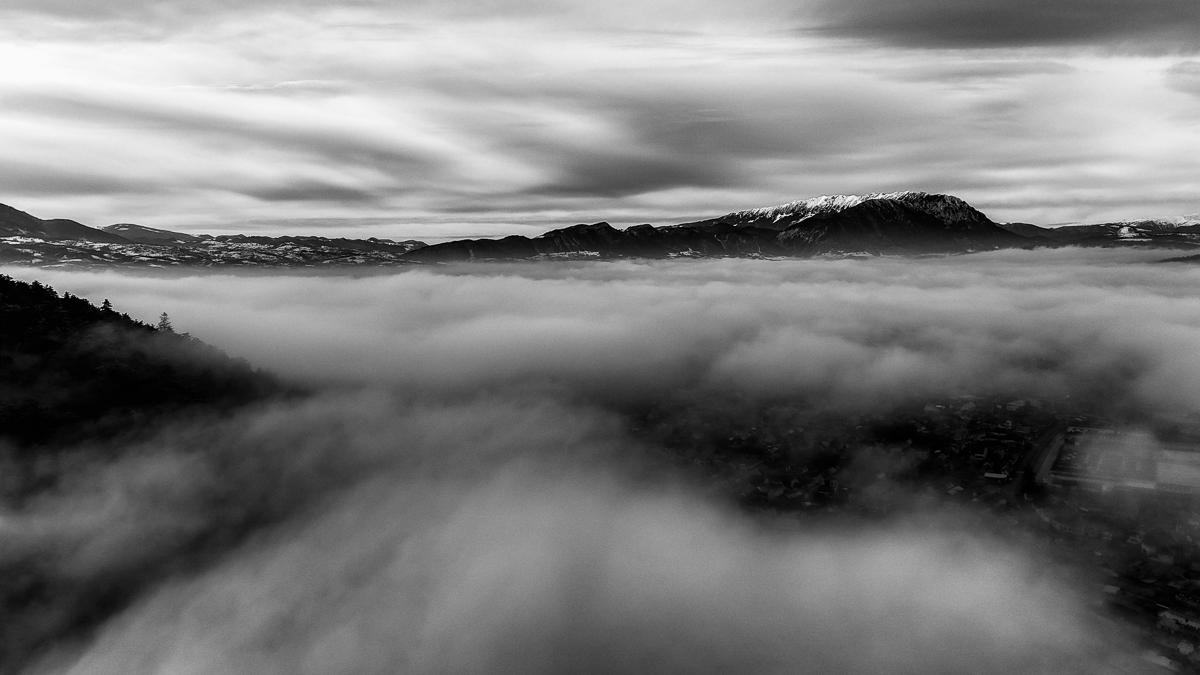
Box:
2;0;1199;238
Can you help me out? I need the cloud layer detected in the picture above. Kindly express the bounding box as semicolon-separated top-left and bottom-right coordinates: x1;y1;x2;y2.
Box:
11;248;1200;415
812;0;1200;49
1;1;1197;234
7;251;1192;673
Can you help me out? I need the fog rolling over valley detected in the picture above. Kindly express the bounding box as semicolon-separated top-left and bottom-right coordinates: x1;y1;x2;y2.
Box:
5;0;1200;667
15;249;1200;412
5;249;1199;674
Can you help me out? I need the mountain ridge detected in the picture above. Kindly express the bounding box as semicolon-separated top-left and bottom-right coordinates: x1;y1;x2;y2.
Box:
104;222;202;244
406;191;1028;262
3;192;1199;266
681;191;996;232
0;203;131;244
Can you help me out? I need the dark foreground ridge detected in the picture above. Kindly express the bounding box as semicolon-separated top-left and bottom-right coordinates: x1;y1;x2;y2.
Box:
0;274;279;450
2;192;1199;267
0;275;284;671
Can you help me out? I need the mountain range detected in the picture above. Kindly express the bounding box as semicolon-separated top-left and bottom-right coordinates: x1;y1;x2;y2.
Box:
2;192;1198;267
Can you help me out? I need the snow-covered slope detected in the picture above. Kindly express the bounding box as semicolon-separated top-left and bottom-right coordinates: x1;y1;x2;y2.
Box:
697;191;995;231
104;223;201;244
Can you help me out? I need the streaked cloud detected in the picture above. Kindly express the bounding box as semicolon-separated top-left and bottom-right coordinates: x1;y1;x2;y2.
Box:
0;1;1196;235
810;0;1200;50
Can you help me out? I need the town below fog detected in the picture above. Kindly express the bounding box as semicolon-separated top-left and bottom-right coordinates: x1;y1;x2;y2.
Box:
629;387;1200;670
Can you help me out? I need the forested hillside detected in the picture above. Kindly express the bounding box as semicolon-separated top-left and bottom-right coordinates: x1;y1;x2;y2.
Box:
0;274;279;451
0;274;286;671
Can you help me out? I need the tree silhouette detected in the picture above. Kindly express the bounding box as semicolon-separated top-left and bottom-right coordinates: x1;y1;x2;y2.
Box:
101;299;113;312
157;312;173;333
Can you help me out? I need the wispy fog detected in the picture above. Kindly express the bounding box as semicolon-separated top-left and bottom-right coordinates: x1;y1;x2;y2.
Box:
9;394;1128;675
4;250;1191;673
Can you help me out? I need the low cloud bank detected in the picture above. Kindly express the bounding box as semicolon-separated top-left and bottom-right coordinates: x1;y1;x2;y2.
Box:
4;250;1189;673
11;248;1200;416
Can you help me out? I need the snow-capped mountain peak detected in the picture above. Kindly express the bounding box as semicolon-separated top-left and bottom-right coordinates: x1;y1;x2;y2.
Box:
727;191;989;228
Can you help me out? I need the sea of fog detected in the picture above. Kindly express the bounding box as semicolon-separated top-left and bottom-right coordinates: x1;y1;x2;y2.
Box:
5;248;1195;674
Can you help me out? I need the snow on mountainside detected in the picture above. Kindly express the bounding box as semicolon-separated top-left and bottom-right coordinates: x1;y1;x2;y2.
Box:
705;191;994;231
1111;215;1200;229
104;223;202;244
738;194;874;222
1047;214;1200;230
5;195;1199;267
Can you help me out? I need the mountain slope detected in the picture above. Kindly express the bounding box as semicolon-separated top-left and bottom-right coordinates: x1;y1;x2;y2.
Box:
0;275;279;450
0;203;130;243
0;202;429;266
999;220;1200;248
773;198;1027;255
403;221;788;262
103;222;202;244
406;191;1026;262
681;191;998;232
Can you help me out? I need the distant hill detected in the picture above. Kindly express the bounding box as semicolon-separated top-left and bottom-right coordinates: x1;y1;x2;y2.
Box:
103;222;202;244
994;222;1054;239
0;202;428;266
998;219;1200;248
209;233;426;253
0;274;279;451
402;221;783;262
0;203;130;243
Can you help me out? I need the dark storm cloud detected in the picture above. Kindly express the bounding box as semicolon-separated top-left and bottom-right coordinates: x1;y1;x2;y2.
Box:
811;0;1200;50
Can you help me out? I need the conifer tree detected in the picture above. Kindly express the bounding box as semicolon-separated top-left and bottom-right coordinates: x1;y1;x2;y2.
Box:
157;312;174;333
